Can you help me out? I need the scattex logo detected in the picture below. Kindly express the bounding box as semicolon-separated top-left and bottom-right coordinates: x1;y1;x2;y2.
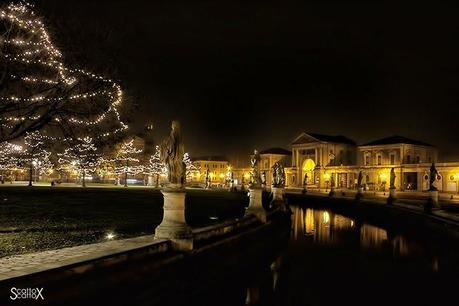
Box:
10;287;44;301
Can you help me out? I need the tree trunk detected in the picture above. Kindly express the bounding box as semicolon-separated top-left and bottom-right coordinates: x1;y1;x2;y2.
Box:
155;174;159;188
28;163;33;187
124;161;128;187
82;172;86;188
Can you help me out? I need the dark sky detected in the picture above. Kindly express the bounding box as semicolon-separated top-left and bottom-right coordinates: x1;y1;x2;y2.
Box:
37;0;459;164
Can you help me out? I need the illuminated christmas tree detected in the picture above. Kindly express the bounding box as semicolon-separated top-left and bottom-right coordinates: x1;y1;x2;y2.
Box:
0;2;127;142
113;139;143;187
58;137;100;187
183;152;199;182
144;145;165;188
0;141;22;182
20;131;53;186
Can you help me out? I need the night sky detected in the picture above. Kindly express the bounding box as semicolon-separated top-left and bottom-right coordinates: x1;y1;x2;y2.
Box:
36;1;459;164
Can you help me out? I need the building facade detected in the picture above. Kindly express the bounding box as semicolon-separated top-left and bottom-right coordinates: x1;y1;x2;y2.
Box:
192;156;230;185
286;133;459;193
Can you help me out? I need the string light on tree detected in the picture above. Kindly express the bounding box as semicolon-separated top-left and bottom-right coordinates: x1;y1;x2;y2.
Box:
0;1;127;142
183;153;199;182
21;131;53;186
58;137;100;187
0;142;22;180
144;145;166;188
112;139;143;187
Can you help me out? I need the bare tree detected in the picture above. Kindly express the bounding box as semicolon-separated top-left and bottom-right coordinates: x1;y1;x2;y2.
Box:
0;2;127;142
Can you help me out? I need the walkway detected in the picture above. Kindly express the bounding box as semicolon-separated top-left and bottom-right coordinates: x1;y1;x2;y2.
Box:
0;235;168;281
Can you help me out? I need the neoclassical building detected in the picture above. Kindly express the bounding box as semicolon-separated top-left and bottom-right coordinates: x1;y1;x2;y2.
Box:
271;133;459;193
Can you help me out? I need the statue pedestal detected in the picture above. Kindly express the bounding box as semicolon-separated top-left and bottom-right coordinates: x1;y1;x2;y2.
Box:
272;187;284;201
424;190;440;213
271;187;288;212
246;187;267;222
355;187;363;200
328;186;335;197
387;187;396;204
155;188;193;250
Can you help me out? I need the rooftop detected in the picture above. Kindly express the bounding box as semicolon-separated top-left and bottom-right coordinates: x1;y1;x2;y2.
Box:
361;135;434;147
192;156;229;162
259;147;292;155
293;132;356;145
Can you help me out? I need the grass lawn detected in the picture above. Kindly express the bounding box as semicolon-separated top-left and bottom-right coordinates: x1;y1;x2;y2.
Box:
0;186;248;257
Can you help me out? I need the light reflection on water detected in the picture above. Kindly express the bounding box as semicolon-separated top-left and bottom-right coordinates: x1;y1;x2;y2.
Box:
242;206;459;306
292;206;420;258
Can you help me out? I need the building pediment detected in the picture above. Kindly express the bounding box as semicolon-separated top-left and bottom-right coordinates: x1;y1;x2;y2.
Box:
292;132;356;146
291;133;321;145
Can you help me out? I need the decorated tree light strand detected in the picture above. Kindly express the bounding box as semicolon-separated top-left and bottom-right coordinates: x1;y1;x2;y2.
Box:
0;2;128;141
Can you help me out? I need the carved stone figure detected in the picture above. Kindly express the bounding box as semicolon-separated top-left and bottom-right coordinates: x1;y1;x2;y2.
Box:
303;173;308;186
250;149;261;187
205;166;209;185
160;121;185;187
357;171;363;188
390;168;396;189
330;173;335;188
271;162;285;188
261;171;267;186
429;162;438;191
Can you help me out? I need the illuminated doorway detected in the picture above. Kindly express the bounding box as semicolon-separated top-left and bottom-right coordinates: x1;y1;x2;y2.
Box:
302;159;316;185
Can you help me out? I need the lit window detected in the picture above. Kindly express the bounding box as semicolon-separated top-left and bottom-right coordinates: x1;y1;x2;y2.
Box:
390;154;395;165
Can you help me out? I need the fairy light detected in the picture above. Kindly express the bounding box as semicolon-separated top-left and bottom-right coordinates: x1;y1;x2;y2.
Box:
99;140;143;186
0;2;128;141
57;137;101;186
0;141;23;171
183;152;199;181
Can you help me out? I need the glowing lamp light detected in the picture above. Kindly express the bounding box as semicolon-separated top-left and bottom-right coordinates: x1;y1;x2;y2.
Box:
219;173;225;179
379;172;387;182
324;173;331;181
105;232;116;240
244;173;250;180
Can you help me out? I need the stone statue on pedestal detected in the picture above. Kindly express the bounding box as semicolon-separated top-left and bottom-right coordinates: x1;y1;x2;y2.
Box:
390;168;396;189
357;171;363;188
429;163;438;191
205;166;210;188
160;121;186;188
271;162;285;188
250;149;262;187
155;120;192;250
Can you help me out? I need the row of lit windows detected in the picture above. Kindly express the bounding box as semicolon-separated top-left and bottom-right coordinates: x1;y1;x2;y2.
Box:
363;153;432;166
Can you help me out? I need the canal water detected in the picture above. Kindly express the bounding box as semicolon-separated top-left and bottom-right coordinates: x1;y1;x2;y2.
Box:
242;205;459;306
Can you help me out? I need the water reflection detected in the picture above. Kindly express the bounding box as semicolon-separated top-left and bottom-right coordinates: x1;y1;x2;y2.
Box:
241;206;457;306
292;206;418;255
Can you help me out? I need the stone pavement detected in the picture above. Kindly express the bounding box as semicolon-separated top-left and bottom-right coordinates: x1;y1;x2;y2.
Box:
0;235;167;281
